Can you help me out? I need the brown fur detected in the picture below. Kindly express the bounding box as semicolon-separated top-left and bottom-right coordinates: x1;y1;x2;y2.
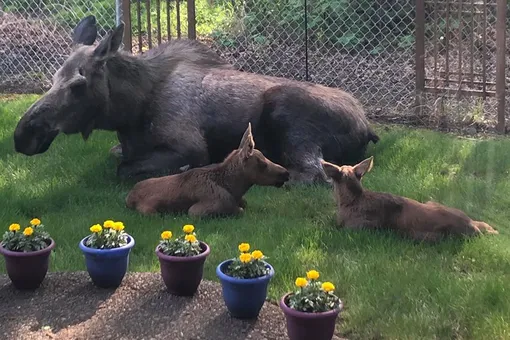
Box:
321;157;499;242
125;123;290;217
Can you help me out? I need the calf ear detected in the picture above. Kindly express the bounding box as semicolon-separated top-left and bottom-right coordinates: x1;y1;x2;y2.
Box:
239;123;255;158
321;160;341;180
354;156;374;178
73;15;97;46
93;22;125;61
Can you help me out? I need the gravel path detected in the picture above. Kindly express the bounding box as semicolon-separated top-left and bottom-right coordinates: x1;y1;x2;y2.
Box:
0;272;346;340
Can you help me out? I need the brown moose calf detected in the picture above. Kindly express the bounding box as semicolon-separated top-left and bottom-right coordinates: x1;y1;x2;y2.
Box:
321;156;498;242
125;123;290;217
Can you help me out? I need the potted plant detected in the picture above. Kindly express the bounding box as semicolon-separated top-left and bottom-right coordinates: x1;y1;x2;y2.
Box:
155;224;210;296
279;270;343;340
216;242;274;319
0;218;55;290
79;220;135;288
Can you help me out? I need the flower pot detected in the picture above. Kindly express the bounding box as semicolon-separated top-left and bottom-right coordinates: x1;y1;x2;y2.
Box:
216;259;274;319
155;241;210;296
279;292;343;340
0;238;55;290
79;234;135;288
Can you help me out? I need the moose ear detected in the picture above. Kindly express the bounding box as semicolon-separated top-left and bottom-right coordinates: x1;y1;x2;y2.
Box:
238;122;255;158
93;22;125;60
73;15;98;46
321;160;341;180
353;156;374;178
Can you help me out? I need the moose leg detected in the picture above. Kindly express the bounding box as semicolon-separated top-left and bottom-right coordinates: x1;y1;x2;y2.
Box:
188;199;243;218
117;148;209;181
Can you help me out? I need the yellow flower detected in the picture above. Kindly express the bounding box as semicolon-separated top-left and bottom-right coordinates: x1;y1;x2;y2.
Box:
103;220;115;228
238;243;250;253
239;253;252;263
185;234;197;243
90;224;102;233
182;224;195;234
295;277;308;288
307;270;320;280
9;223;21;232
251;250;263;260
23;227;34;236
30;218;41;226
113;222;125;231
322;282;335;292
161;231;172;240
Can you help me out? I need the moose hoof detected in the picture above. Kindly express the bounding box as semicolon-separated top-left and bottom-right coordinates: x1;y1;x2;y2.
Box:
109;144;123;159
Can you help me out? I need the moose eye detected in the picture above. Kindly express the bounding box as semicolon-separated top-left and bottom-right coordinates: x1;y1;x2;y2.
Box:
257;160;268;170
78;67;85;76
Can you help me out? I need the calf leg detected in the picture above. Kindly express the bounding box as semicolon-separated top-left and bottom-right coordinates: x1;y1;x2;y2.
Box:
473;221;499;234
188;199;243;218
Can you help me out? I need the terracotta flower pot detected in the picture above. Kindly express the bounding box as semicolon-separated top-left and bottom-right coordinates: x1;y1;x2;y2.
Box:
0;238;55;290
279;292;343;340
155;241;210;296
79;234;135;288
216;259;275;319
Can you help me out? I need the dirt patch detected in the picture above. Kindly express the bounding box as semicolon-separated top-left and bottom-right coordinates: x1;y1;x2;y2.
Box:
0;272;347;340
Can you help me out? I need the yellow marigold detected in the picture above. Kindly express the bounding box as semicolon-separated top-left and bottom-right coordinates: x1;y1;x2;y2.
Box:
23;227;34;236
238;243;250;253
182;224;195;234
103;220;115;228
9;223;21;232
239;253;252;263
251;250;263;260
90;224;102;233
295;277;308;288
185;234;197;243
161;231;172;240
307;270;320;280
113;222;125;231
30;218;41;226
322;282;335;292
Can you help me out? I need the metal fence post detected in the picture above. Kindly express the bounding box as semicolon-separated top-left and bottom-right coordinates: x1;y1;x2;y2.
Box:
121;0;132;52
414;0;426;117
495;0;506;134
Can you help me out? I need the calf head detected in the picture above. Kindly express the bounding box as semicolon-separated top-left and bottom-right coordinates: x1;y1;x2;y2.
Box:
14;15;125;155
234;123;290;187
321;156;374;195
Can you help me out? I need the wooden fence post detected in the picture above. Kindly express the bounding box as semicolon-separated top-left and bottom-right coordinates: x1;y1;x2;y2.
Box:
415;0;426;117
122;0;132;52
187;0;196;39
495;0;506;134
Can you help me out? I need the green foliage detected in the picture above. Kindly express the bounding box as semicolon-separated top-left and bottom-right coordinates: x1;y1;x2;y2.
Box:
1;219;51;252
85;220;129;249
157;225;202;257
287;272;341;313
225;243;270;279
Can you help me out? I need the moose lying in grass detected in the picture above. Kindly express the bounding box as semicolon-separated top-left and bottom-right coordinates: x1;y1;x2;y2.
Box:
13;15;379;185
321;157;499;242
125;123;289;217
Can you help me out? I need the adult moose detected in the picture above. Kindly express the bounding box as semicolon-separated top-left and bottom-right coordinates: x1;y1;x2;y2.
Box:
13;15;379;185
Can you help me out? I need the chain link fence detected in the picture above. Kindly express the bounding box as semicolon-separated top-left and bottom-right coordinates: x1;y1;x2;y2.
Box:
0;0;116;93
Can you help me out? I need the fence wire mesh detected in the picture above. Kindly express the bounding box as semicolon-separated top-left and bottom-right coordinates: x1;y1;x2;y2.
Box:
0;0;116;93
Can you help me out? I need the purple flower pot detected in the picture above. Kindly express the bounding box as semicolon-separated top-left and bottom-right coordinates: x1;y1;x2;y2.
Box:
279;292;343;340
0;238;55;290
155;241;210;296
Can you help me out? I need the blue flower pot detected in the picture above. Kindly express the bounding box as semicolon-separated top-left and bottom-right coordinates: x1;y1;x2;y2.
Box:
79;234;135;288
216;259;275;319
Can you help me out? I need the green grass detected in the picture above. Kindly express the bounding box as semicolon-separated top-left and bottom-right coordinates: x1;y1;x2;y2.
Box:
1;95;510;339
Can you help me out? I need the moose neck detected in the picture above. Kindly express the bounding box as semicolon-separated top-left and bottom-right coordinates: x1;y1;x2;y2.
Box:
335;180;364;207
213;156;254;200
96;53;157;131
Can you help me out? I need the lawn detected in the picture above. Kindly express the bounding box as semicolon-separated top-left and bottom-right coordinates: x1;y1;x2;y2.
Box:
1;94;509;340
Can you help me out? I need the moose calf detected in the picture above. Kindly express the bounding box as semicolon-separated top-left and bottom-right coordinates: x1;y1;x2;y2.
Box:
126;123;290;217
321;156;498;242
